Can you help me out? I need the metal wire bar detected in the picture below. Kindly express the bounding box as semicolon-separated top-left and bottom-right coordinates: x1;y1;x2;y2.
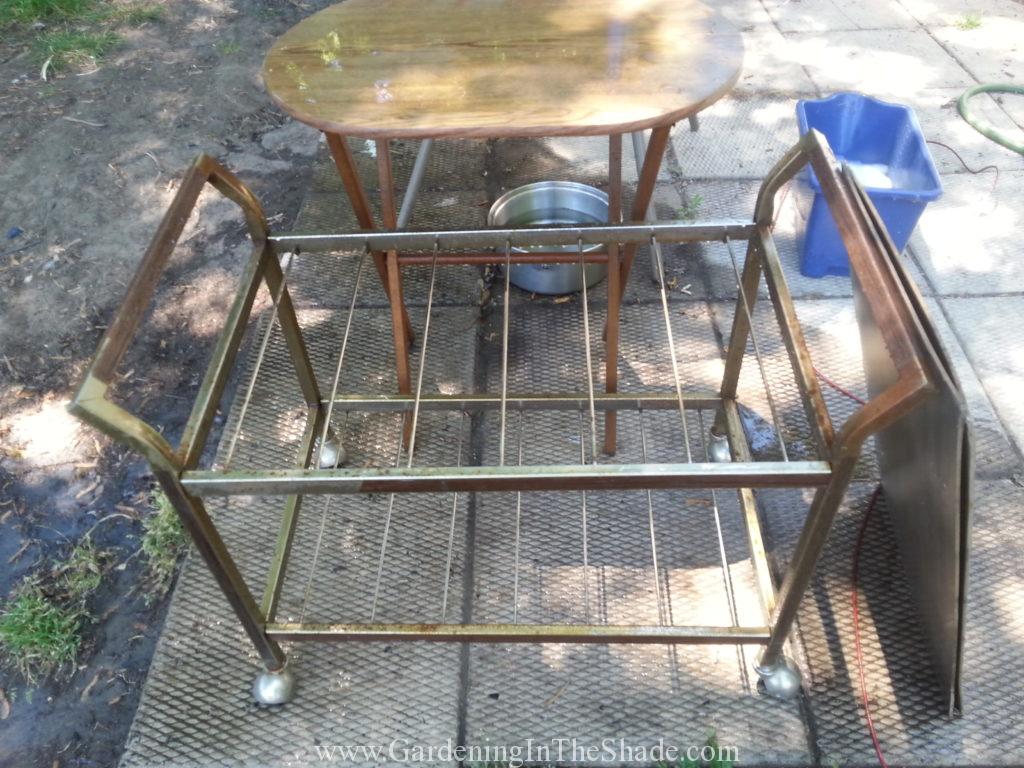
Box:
298;410;351;624
577;410;592;623
650;235;693;462
439;411;467;622
697;409;750;688
578;239;599;463
406;242;440;467
498;240;513;466
369;438;407;621
313;250;368;469
697;411;741;628
222;252;296;470
637;408;666;626
512;409;525;624
724;237;789;461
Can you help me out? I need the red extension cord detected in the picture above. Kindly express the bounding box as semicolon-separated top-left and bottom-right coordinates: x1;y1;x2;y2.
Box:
814;367;890;768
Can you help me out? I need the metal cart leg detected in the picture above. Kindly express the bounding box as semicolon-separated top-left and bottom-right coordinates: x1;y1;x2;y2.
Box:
713;238;765;442
604;133;623;455
756;456;857;699
150;466;294;704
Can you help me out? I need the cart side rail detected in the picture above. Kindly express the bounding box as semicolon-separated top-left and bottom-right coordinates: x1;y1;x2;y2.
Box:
755;129;936;460
69;154;273;472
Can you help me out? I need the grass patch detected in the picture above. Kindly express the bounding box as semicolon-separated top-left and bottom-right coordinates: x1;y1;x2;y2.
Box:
35;28;118;69
0;0;93;24
56;536;105;599
141;488;187;602
0;584;83;682
0;536;105;683
956;13;982;30
216;39;241;56
679;193;704;221
2;0;166;71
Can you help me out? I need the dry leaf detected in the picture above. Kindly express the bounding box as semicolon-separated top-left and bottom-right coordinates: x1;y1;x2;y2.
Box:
0;688;10;720
553;295;573;304
80;670;103;702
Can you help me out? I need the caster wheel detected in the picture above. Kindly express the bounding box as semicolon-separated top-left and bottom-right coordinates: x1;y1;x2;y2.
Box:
755;654;803;701
708;429;732;463
252;665;296;706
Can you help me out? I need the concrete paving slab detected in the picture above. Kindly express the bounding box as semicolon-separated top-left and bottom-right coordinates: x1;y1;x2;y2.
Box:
788;28;975;96
758;479;1024;766
731;25;820;95
673;95;811;179
931;19;1024;84
990;91;1024;133
923;296;1022;478
762;0;918;33
943;295;1024;457
897;0;1024;27
908;170;1024;295
705;0;778;30
675;178;933;300
888;87;1024;175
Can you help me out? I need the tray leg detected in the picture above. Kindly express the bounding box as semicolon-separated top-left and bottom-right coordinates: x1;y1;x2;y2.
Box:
758;456;857;699
604;133;623;455
151;466;290;701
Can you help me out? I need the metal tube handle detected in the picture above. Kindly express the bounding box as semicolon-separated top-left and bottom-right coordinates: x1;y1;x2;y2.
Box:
756;130;935;455
89;155;268;384
70;154;268;470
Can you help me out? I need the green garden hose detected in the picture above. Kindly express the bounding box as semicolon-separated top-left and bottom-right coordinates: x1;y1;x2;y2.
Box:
957;83;1024;155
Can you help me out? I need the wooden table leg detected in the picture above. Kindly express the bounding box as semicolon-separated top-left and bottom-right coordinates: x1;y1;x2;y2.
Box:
618;124;673;294
604;133;623;455
375;138;414;446
324;131;414;345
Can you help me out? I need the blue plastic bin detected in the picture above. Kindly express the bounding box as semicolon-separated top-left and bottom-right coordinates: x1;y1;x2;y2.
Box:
796;93;942;278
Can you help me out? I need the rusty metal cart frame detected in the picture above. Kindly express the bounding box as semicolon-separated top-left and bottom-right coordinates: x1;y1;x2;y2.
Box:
69;130;940;705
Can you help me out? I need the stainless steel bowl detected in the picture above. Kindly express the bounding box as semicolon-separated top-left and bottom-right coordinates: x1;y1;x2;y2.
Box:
487;181;609;295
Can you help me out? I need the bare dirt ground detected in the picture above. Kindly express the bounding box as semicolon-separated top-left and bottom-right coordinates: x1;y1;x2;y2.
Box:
0;2;333;765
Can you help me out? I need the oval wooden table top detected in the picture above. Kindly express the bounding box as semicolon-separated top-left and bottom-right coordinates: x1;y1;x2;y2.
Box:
262;0;744;140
